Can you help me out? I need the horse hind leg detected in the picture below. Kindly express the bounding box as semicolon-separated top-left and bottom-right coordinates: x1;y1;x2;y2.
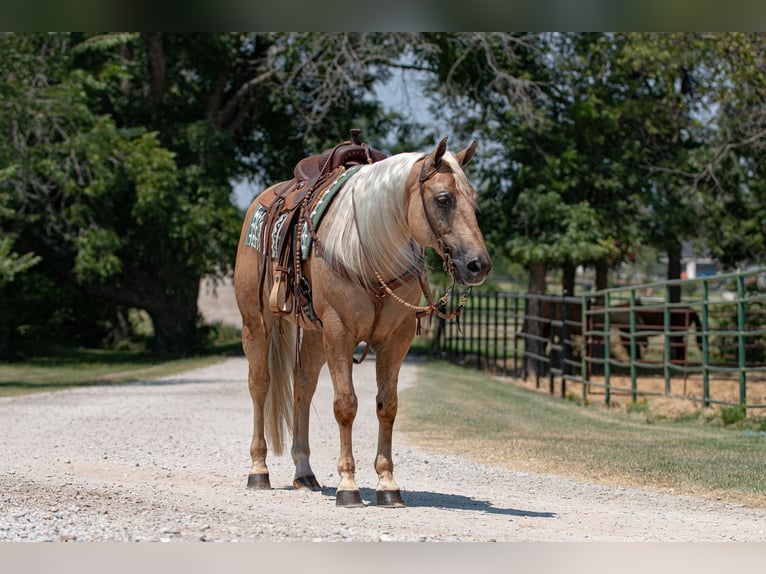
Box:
291;330;325;492
243;321;272;489
244;318;296;489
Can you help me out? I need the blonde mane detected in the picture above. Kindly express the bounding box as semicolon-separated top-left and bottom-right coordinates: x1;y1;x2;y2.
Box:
319;153;422;285
319;150;472;285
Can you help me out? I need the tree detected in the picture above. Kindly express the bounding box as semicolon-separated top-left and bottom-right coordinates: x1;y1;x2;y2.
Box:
420;33;651;294
0;33;409;355
419;33;765;294
690;33;766;268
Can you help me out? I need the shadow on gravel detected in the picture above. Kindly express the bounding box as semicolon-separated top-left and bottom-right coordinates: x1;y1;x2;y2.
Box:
321;487;556;517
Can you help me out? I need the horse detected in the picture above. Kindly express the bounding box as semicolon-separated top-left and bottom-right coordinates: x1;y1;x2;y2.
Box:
234;136;491;508
520;297;646;378
618;305;703;361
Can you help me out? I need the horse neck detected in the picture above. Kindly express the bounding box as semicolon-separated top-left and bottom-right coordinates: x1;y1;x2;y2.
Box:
320;153;424;284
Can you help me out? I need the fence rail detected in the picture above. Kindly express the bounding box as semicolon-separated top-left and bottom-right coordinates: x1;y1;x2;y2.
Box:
436;267;766;410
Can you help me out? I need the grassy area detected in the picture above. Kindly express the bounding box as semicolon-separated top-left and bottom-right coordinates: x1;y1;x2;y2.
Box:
0;328;243;398
399;359;766;507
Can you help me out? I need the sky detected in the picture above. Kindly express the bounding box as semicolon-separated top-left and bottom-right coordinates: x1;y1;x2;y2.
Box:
231;69;439;210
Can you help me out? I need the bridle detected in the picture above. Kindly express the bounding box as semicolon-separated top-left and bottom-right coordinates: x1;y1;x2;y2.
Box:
366;155;470;324
302;146;473;363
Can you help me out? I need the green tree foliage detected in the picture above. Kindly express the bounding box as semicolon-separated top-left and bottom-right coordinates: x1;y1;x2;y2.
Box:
421;32;766;294
421;33;644;292
0;33;405;356
689;33;766;269
3;33;766;359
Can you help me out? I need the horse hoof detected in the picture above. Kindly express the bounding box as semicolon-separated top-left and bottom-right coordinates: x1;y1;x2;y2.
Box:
293;475;322;491
246;473;271;490
336;490;364;508
376;490;405;508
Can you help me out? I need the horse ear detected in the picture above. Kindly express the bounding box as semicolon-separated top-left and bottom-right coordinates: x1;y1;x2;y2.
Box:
426;136;448;170
455;140;477;167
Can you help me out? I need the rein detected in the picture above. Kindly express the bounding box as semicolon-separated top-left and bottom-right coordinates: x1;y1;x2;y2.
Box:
352;155;471;326
307;154;471;363
309;154;471;362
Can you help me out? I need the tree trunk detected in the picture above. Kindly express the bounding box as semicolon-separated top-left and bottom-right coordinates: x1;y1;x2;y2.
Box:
528;260;547;294
85;265;203;356
145;281;202;356
142;32;166;117
525;260;547;381
595;259;609;293
562;261;576;296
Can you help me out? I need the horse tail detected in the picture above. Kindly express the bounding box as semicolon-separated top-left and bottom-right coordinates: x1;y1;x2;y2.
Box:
689;310;703;351
265;321;296;456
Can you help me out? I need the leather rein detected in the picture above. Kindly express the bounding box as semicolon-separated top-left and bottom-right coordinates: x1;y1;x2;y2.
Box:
308;154;470;363
353;155;470;324
306;154;471;362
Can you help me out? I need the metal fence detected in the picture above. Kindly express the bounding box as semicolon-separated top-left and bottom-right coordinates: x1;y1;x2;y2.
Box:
436;267;766;410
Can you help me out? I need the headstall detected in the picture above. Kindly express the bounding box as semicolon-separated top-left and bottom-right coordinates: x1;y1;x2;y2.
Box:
359;155;471;326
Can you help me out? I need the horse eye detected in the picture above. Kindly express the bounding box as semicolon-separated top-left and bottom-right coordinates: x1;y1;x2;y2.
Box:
435;192;453;206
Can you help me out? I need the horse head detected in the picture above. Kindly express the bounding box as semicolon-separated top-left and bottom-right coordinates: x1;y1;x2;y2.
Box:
409;137;492;286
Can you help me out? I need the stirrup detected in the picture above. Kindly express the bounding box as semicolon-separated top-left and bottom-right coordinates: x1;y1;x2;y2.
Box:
269;270;293;314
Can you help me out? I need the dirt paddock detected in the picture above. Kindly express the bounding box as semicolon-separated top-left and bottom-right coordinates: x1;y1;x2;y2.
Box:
513;369;766;418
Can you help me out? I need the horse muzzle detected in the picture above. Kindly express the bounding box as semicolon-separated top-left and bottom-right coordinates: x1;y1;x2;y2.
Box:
451;251;492;286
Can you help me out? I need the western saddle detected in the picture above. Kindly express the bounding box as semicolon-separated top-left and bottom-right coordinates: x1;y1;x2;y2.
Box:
251;129;387;330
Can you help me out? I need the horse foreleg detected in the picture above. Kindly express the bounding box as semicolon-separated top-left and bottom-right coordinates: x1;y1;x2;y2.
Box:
291;330;325;491
323;321;363;507
243;321;272;489
373;320;415;508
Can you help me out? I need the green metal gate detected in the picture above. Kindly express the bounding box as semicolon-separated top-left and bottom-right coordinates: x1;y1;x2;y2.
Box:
436;267;766;410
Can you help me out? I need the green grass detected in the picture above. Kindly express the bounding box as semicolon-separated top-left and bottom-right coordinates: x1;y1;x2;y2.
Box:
399;359;766;506
0;328;243;398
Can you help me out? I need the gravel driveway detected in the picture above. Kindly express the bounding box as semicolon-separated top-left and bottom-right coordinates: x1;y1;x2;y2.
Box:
2;356;765;542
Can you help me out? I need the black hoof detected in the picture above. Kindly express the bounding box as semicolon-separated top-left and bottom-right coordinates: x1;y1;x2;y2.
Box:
293;475;322;491
246;473;271;490
336;489;364;508
376;490;405;508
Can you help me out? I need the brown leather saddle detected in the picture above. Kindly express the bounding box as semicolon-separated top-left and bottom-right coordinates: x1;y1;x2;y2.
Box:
252;129;387;329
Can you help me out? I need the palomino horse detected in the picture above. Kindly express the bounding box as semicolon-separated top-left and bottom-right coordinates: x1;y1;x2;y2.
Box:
234;136;491;507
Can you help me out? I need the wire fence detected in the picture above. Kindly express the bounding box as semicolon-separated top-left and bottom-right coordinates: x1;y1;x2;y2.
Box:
436;267;766;410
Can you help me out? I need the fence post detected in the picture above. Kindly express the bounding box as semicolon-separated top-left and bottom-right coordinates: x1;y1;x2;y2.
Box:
664;285;671;396
443;299;451;360
737;273;747;409
450;295;457;360
516;296;523;379
629;288;638;403
701;280;710;408
604;291;611;407
493;293;499;373
476;293;483;370
582;297;590;403
484;294;491;371
461;293;467;359
548;297;556;395
481;293;488;370
503;294;509;375
560;291;569;399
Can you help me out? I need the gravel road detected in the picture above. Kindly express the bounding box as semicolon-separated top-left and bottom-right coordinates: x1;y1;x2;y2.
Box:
2;356;766;542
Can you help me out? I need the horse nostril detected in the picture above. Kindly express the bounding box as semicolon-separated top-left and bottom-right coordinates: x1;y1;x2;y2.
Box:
467;259;483;274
